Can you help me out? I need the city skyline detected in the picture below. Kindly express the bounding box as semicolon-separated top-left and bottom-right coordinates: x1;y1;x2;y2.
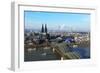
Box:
24;11;90;32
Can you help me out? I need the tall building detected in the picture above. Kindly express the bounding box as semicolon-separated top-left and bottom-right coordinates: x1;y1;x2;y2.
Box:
45;24;47;33
40;24;50;40
41;24;48;33
41;24;44;33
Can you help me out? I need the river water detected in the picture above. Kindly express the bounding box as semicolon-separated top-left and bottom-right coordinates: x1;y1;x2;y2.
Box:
70;47;90;59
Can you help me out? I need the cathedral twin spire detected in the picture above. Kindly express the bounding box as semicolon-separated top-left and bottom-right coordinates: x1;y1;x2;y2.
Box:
41;24;47;33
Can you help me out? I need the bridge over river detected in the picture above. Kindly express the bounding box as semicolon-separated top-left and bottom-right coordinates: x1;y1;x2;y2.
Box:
51;42;80;60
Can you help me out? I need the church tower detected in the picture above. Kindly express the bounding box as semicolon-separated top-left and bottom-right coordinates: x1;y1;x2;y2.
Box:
45;24;47;33
41;24;44;33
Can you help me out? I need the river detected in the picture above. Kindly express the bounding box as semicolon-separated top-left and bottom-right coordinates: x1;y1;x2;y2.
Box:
70;47;90;59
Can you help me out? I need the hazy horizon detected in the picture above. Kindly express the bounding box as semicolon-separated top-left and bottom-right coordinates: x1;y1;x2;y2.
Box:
24;11;90;32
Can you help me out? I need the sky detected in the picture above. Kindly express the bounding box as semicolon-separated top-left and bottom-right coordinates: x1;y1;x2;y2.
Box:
24;11;90;32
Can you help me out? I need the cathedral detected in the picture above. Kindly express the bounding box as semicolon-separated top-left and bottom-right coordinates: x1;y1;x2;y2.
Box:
41;24;48;34
40;24;50;41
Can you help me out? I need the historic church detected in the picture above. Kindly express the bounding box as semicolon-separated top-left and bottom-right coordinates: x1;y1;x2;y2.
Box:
38;24;50;44
41;24;48;34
